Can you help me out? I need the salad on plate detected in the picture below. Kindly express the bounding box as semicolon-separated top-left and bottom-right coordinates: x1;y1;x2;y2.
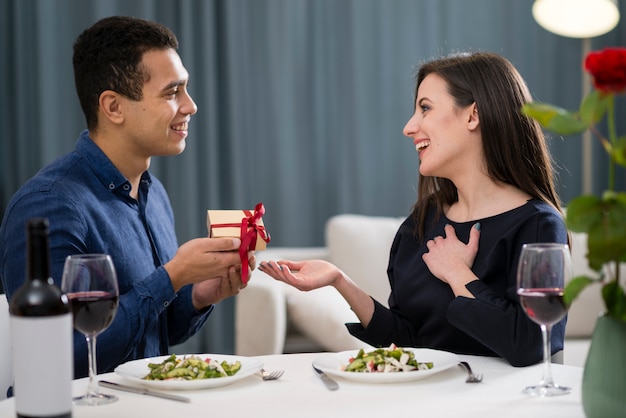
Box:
143;354;242;381
343;344;434;373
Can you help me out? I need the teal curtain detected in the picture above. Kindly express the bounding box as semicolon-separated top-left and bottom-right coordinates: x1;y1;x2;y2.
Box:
2;0;625;353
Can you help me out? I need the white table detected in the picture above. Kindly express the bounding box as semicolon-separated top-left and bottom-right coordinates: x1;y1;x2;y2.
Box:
0;353;584;418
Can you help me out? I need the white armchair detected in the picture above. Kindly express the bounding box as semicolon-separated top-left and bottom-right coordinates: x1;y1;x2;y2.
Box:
235;214;605;367
0;296;12;399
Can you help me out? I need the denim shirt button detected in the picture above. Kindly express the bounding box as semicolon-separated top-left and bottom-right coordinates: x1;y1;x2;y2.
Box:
108;182;115;190
163;300;169;308
123;184;130;191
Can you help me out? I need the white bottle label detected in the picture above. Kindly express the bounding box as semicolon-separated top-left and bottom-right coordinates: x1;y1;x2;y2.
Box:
11;314;73;416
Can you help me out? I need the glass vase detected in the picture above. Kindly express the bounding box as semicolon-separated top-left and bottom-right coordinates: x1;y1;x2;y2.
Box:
581;315;626;417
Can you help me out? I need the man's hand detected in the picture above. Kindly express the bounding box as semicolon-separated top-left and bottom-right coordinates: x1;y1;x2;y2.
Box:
164;237;243;292
191;252;256;310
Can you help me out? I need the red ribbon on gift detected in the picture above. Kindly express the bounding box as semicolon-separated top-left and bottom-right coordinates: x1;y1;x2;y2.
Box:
211;202;271;285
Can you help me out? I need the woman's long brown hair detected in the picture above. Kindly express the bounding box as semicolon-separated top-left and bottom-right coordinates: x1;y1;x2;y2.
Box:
411;52;565;241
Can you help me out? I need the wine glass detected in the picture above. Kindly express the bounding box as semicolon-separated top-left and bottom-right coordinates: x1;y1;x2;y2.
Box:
516;243;573;397
61;254;119;406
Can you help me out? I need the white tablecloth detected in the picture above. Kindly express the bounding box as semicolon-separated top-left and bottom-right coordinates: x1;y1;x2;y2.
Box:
0;353;584;418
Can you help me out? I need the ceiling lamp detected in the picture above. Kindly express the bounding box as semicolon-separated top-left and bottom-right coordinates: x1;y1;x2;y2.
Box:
532;0;620;38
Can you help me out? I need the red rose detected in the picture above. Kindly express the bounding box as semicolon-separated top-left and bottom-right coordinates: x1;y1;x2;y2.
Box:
584;47;626;94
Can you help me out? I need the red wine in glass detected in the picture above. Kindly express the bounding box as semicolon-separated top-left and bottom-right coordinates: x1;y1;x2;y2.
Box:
518;288;567;326
68;291;118;336
516;243;573;397
61;254;119;406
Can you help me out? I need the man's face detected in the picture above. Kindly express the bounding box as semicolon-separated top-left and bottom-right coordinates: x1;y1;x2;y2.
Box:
122;48;198;159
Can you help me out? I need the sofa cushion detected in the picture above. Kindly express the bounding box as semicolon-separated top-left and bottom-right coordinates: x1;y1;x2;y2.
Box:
284;284;371;351
285;214;403;351
325;214;404;306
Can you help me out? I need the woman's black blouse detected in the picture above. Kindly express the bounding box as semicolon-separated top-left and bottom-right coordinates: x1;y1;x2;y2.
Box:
346;199;569;367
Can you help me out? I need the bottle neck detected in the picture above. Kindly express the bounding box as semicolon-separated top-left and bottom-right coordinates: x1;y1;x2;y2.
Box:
26;220;52;283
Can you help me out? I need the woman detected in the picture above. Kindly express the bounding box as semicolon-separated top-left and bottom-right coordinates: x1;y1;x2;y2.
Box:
258;52;568;367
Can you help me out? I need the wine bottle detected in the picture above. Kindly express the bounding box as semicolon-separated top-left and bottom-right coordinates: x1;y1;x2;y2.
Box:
9;218;73;418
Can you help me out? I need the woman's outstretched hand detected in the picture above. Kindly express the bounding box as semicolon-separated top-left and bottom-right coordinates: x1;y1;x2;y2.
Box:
258;259;376;326
257;259;343;291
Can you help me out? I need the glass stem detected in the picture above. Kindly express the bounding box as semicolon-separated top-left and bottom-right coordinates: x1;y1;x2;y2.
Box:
540;324;555;387
86;335;99;396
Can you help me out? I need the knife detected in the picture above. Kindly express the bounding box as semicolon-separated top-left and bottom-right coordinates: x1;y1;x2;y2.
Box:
98;380;191;403
312;365;339;391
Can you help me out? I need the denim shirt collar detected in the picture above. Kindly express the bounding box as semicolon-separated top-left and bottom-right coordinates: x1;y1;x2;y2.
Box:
74;130;152;196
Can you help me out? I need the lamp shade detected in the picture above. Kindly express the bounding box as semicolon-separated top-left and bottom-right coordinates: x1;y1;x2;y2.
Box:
533;0;620;38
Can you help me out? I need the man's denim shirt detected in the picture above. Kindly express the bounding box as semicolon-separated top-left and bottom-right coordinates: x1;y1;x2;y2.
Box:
0;130;212;380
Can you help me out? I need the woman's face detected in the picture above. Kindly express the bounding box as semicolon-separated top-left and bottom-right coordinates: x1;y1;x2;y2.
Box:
403;73;480;180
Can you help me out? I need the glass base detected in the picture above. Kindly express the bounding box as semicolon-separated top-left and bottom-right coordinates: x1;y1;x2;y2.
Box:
73;392;118;406
523;383;571;397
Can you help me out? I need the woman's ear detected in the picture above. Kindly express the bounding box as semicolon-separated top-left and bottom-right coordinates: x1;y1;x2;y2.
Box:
467;102;479;131
99;90;124;125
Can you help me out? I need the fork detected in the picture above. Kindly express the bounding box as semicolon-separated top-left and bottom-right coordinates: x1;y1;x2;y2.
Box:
259;368;284;381
458;361;483;383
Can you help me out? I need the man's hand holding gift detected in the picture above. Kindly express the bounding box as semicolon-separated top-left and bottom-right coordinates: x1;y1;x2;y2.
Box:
207;202;271;286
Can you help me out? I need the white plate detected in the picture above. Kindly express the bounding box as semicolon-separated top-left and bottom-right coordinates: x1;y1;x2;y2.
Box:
312;348;459;383
114;354;263;390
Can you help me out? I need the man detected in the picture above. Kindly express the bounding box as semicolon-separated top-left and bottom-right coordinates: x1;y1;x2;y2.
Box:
0;16;252;378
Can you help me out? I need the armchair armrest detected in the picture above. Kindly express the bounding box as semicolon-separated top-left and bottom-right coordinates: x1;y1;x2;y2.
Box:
235;272;287;356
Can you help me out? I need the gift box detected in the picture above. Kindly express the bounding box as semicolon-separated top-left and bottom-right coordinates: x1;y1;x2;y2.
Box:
206;203;270;251
207;203;271;285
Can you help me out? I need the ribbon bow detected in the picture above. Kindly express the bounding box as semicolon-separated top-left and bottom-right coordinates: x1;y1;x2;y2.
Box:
211;202;271;285
238;203;271;284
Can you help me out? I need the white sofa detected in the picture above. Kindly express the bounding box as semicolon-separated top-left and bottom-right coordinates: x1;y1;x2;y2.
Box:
235;214;606;367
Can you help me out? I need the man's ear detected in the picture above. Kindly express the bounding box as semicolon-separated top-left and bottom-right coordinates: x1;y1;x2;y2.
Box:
99;90;124;125
467;102;479;131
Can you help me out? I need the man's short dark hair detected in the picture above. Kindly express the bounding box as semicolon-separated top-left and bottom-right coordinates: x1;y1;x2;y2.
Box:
73;16;179;131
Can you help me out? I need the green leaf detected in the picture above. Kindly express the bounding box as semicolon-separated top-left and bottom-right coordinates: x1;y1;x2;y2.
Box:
602;281;626;321
611;135;626;167
546;113;589;136
579;90;609;125
565;195;603;232
567;194;626;269
521;102;563;126
584;196;626;269
587;226;626;269
564;275;595;305
522;103;587;135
